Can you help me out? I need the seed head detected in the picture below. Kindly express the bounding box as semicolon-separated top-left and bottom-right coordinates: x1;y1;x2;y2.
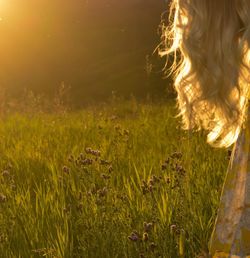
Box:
114;124;121;130
161;164;167;170
108;165;113;173
143;222;153;232
149;242;157;251
68;155;74;162
123;129;129;135
110;115;117;121
77;203;83;212
227;150;232;160
170;224;177;234
165;158;170;164
139;252;145;258
101;173;110;180
7;163;12;170
97;187;108;197
165;177;171;184
141;185;148;195
142;232;149;241
2;170;10;177
85;147;92;154
0;194;6;202
62;166;70;174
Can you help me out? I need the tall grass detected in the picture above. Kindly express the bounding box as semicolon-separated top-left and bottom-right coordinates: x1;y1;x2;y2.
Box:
0;96;229;257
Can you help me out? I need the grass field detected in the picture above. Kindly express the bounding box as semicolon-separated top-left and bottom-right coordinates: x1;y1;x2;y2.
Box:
0;96;230;257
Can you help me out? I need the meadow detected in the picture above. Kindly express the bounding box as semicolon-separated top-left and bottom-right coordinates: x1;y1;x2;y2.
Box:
0;94;230;257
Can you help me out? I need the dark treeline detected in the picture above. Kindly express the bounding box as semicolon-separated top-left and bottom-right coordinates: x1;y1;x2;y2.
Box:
0;0;173;108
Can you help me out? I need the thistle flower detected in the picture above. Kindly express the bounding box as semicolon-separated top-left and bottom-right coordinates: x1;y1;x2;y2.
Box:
162;158;170;170
161;164;167;170
85;147;101;157
128;231;140;242
110;115;117;121
80;158;93;165
175;228;181;235
141;185;149;195
175;164;186;175
170;151;182;159
149;179;154;186
100;159;111;165
92;150;101;157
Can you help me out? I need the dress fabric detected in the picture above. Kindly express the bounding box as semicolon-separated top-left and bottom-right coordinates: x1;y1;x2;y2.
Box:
208;101;250;258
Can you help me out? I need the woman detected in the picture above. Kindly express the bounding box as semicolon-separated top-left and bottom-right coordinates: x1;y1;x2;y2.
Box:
160;0;250;257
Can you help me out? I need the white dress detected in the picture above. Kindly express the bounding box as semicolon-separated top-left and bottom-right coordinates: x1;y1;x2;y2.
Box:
208;102;250;257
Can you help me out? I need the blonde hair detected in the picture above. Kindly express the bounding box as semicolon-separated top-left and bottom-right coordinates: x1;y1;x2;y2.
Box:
159;0;250;148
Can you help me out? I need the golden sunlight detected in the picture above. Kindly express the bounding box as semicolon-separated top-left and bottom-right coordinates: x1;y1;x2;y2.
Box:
0;0;8;11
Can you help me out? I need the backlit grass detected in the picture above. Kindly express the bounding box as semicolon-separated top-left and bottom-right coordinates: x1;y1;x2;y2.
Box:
0;97;229;257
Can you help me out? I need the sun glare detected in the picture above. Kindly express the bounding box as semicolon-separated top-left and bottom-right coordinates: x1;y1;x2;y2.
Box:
0;0;8;21
0;0;7;9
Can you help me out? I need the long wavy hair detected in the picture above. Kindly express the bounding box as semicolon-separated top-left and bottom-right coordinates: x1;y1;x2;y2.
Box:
159;0;250;148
